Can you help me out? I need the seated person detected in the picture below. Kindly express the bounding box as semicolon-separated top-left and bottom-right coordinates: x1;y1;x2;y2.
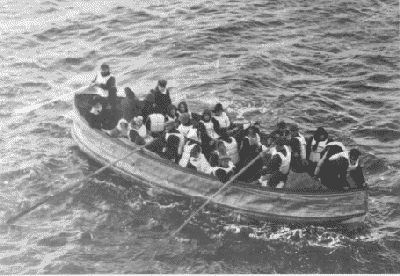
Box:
177;113;195;138
177;101;192;118
212;103;231;137
289;124;308;172
306;126;333;175
315;148;365;190
106;118;130;138
267;121;290;145
198;109;220;157
219;134;240;165
121;87;142;122
209;140;228;167
161;132;184;163
129;116;150;145
186;144;213;175
165;104;177;124
87;95;105;130
259;137;291;188
238;125;262;168
212;155;236;183
178;128;202;168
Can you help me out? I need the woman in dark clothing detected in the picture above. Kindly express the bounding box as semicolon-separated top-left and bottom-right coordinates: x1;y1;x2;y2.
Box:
198;109;221;159
87;95;106;130
121;87;142;122
306;127;333;175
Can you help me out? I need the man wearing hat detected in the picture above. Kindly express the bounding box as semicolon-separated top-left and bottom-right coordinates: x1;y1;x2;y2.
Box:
91;63;117;112
151;80;172;116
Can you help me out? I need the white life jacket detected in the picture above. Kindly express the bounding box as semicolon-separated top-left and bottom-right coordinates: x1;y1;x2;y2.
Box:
244;133;261;147
165;132;185;155
94;72;113;97
223;138;239;164
148;113;165;133
178;142;196;168
189;153;213;174
329;151;359;171
116;118;129;137
166;115;176;123
213;112;231;129
211;161;235;176
309;138;328;162
270;145;291;174
90;104;102;115
177;124;194;138
326;141;346;152
295;133;306;145
294;133;306;159
201;120;219;139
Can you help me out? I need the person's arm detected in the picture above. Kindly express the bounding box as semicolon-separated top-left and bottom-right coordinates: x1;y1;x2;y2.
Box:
212;117;221;135
100;76;116;90
314;151;328;176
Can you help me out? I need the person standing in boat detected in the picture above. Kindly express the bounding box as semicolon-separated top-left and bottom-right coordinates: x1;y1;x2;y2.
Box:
90;63;117;112
198;109;221;159
289;124;308;172
141;93;156;121
121;87;142;122
151;80;172;116
306;127;333;175
259;137;291;188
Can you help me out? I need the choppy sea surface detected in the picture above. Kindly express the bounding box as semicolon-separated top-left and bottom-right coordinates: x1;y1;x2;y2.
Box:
0;0;399;273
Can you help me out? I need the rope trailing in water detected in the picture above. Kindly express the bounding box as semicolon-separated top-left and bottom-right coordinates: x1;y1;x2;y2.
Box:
6;143;150;225
170;152;263;238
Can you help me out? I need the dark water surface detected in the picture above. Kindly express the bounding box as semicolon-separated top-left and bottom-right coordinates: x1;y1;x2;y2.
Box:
0;0;399;273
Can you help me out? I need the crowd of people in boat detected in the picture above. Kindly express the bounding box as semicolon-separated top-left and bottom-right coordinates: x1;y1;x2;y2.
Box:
86;64;366;191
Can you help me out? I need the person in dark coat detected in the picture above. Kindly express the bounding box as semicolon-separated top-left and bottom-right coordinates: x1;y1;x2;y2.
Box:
306;126;333;175
289;124;308;172
141;93;156;121
121;87;142;122
151;80;172;116
87;95;105;130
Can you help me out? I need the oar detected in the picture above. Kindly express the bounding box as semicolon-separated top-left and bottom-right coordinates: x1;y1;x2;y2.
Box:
170;152;263;237
13;85;91;115
6;140;155;225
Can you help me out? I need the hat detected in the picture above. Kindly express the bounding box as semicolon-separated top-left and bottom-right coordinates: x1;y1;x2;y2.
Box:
276;121;286;130
179;113;191;125
202;109;212;117
290;124;299;132
158;80;167;88
100;63;110;69
213;103;224;113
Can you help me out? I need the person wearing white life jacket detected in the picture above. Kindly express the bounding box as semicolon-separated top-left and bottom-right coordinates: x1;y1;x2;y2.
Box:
209;140;228;167
90;63;117;112
219;134;239;165
212;103;231;137
186;144;213;175
198;109;221;158
178;127;202;168
106;118;129;138
288;124;308;172
238;125;262;168
306;127;333;175
129;116;149;145
177;113;195;138
212;154;236;183
316;148;364;190
259;137;291;188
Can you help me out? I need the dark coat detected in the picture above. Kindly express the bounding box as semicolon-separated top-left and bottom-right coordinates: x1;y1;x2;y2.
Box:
151;87;172;115
121;94;142;122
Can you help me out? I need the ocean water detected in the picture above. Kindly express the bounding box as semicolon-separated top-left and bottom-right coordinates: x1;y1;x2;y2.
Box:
0;0;399;273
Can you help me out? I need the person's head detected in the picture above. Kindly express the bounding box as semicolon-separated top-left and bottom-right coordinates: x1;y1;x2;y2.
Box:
213;103;224;116
133;116;143;127
179;112;191;126
119;120;129;131
157;80;167;93
190;144;202;158
219;155;231;168
178;101;189;113
124;87;135;99
248;126;259;137
202;109;212;122
314;127;328;141
276;121;286;132
100;63;110;77
275;136;286;150
349;149;361;165
167;104;176;117
290;124;299;137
